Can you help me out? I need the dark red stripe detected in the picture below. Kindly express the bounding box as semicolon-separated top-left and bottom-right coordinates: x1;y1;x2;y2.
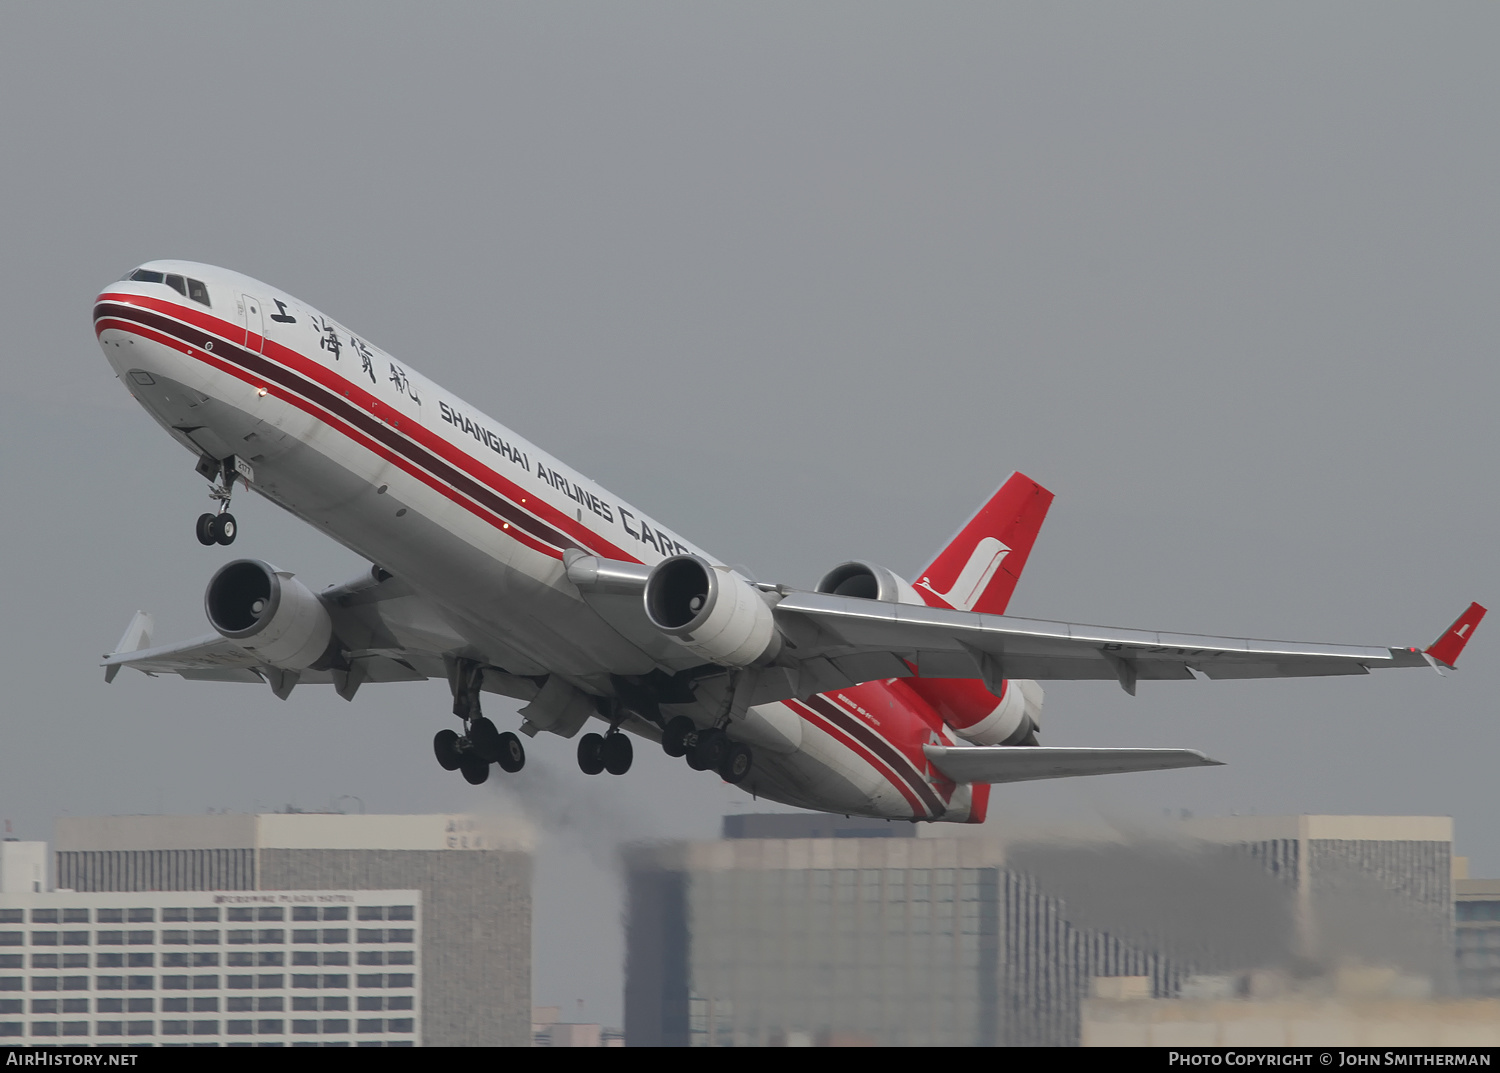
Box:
797;695;947;817
96;300;631;563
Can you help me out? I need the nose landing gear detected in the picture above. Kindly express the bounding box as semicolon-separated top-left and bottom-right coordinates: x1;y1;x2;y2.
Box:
194;456;240;546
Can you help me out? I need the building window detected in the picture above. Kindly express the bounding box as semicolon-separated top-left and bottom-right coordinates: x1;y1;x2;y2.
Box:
127;909;155;924
323;908;349;922
291;975;318;989
192;908;220;923
96;954;122;968
161;998;186;1013
387;1018;413;1033
259;929;285;944
257;908;284;922
293;930;318;944
322;1019;349;1034
62;932;89;946
257;974;284;990
162;1020;188;1036
128;953;154;968
61;1022;89;1037
31;1022;58;1037
192;975;219;990
96;931;122;946
31;932;58;947
127;976;154;991
162;930;188;945
96;910;122;924
31;977;59;992
257;1019;284;1034
192;1020;218;1035
30;911;58;925
257;997;283;1012
227;1019;253;1035
227;908;253;923
126;1020;152;1036
162;976;188;990
161;909;187;923
127;931;153;946
61;977;87;991
292;1019;318;1035
95;1021;121;1036
95;977;122;991
193;952;220;968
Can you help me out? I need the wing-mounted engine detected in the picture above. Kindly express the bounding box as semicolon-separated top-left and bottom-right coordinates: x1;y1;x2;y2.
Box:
204;559;335;669
815;560;927;605
644;555;781;667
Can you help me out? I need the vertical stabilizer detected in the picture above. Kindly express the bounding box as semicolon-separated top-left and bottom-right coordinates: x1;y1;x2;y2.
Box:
912;472;1053;614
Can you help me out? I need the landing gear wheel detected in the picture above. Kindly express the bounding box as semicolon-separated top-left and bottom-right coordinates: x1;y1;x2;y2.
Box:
195;514;217;546
662;716;695;758
211;513;237;546
495;731;526;773
602;733;633;776
719;742;754;784
433;729;462;771
577;733;605;776
689;728;729;773
469;717;504;762
459;756;491;785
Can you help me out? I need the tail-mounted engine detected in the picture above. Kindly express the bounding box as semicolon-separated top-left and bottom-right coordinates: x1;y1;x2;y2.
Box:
205;559;334;670
912;675;1044;746
644;555;781;667
815;561;1043;745
815;560;927;606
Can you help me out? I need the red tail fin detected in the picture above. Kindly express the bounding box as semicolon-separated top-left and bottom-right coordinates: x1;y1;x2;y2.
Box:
912;472;1054;614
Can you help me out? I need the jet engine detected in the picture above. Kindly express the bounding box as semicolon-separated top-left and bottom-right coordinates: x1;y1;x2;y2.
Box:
918;676;1044;746
815;560;926;606
816;562;1044;745
205;559;334;669
644;555;780;667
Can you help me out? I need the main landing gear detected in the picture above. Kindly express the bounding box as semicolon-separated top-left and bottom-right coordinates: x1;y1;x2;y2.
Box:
577;730;633;776
662;715;753;785
433;659;525;786
195;456;238;546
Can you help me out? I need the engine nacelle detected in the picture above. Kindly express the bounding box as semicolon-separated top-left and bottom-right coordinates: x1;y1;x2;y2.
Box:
816;560;927;605
913;676;1044;746
205;559;334;670
644;555;780;667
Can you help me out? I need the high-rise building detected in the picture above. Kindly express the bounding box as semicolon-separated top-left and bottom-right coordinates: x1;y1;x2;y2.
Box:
47;813;533;1047
624;814;1455;1047
1455;877;1500;997
1;887;421;1046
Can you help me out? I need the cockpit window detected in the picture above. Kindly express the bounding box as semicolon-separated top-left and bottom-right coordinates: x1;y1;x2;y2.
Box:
122;268;212;307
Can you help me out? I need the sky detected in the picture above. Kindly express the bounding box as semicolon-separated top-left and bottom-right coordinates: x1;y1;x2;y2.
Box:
1;2;1496;1025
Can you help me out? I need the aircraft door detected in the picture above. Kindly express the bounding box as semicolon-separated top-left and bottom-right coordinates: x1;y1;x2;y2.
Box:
239;294;265;352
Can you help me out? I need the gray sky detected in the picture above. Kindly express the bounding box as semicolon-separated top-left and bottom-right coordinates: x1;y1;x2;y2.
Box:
1;2;1496;1024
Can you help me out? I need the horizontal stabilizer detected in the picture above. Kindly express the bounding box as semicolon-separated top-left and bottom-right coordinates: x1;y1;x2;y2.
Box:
923;744;1222;785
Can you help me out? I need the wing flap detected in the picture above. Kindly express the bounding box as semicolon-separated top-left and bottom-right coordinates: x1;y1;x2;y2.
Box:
923;744;1222;784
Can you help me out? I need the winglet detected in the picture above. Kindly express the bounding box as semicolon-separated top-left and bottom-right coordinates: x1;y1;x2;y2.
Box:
1425;602;1486;669
103;611;154;683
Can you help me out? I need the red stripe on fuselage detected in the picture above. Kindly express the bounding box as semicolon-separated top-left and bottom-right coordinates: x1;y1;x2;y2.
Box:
95;294;641;564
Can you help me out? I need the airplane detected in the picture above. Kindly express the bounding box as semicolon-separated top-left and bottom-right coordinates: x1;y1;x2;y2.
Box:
95;261;1486;824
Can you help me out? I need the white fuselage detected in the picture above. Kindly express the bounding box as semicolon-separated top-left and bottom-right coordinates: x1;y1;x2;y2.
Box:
96;261;977;823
